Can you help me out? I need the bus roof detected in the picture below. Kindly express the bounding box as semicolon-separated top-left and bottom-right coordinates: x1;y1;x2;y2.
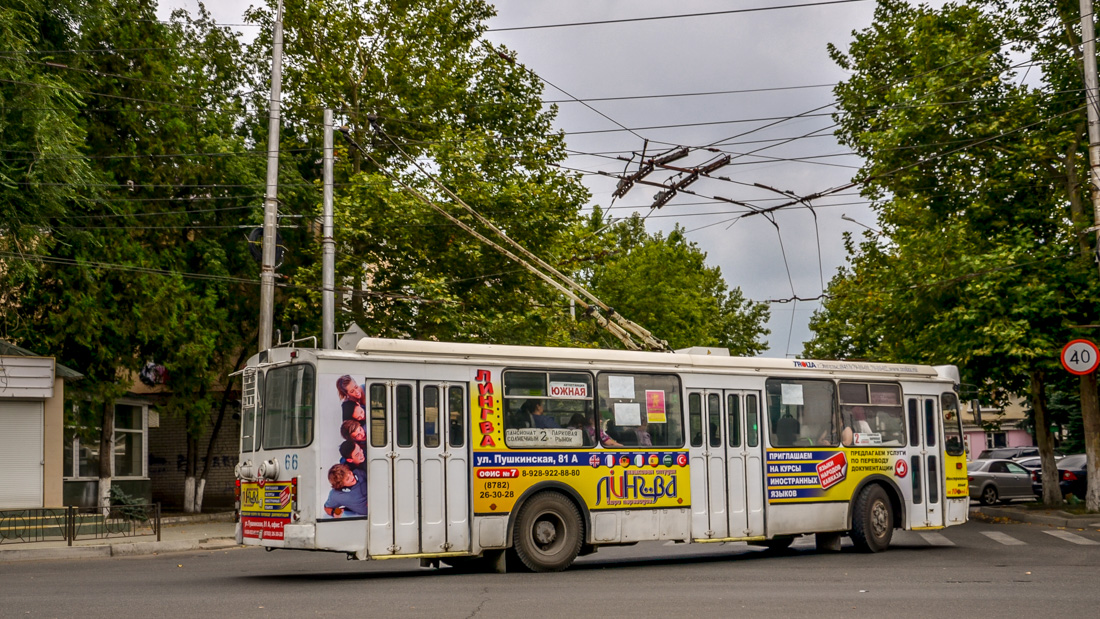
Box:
341;337;945;380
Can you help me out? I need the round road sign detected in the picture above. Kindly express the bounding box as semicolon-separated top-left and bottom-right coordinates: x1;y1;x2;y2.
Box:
1061;339;1100;375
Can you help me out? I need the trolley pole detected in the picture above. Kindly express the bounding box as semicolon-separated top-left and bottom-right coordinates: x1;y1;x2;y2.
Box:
259;0;285;352
322;109;335;349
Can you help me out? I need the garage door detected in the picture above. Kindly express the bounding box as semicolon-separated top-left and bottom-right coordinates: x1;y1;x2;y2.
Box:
0;401;44;509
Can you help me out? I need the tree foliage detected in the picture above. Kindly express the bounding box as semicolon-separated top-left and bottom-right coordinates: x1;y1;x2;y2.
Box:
807;0;1100;507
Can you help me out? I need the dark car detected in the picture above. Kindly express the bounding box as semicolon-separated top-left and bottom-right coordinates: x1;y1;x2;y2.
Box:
968;459;1036;505
1030;453;1089;500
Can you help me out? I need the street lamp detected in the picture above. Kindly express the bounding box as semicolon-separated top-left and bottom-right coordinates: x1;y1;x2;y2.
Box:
841;214;883;236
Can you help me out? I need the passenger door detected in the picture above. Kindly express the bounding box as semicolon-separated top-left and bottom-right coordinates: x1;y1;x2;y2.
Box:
689;389;766;540
906;396;944;528
419;383;471;554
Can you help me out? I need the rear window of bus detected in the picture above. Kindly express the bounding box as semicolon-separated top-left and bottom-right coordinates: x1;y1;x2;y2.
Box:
262;364;315;449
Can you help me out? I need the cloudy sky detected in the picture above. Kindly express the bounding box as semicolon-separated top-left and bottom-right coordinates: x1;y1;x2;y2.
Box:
157;0;945;357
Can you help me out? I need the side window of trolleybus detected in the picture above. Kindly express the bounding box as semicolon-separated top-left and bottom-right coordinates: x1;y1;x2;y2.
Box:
941;392;964;456
502;370;594;448
262;365;315;449
766;378;837;447
837;382;905;447
597;373;684;448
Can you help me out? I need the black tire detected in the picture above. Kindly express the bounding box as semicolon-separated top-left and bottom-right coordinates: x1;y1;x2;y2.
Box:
512;492;584;572
850;484;893;553
979;485;998;506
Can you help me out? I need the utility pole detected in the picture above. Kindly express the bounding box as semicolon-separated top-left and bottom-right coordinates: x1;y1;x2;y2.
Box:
322;109;335;349
1083;0;1100;255
1076;0;1100;512
259;0;285;352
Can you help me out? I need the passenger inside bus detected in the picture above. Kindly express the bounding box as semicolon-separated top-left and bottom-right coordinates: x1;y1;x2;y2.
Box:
512;399;560;429
775;412;800;445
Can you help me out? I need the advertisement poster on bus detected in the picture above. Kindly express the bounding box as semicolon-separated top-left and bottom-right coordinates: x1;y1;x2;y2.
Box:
765;448;906;503
470;368;691;514
314;373;370;521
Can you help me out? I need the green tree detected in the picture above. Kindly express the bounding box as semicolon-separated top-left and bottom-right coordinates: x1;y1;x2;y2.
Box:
806;0;1098;506
243;0;592;347
2;0;260;510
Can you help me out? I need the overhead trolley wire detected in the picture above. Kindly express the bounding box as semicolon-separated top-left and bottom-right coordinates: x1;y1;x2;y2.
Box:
485;0;873;32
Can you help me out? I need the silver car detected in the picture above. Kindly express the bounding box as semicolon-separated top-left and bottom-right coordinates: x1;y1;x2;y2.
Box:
967;459;1034;505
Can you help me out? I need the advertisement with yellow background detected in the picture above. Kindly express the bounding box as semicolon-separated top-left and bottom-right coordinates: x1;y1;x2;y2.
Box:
766;447;969;503
470;369;691;515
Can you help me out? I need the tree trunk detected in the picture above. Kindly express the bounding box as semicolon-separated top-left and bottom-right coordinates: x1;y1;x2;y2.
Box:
97;401;114;513
1030;369;1063;507
1082;372;1100;511
195;478;206;514
183;434;198;513
183;476;196;513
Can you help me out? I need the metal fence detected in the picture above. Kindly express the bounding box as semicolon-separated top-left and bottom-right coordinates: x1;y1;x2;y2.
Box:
0;504;161;546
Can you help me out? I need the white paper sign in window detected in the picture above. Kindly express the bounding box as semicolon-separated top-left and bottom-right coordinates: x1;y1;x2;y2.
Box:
781;383;804;406
608;375;635;399
614;402;641;426
505;427;583;448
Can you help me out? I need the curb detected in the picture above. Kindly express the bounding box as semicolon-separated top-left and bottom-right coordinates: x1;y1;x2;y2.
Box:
976;506;1100;528
0;545;111;562
160;512;236;525
0;537;241;563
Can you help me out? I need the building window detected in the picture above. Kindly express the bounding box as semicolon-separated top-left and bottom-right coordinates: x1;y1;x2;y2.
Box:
985;431;1007;449
63;401;148;479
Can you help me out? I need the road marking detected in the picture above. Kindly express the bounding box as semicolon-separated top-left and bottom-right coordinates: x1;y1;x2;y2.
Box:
980;531;1026;546
918;531;955;546
1042;530;1100;545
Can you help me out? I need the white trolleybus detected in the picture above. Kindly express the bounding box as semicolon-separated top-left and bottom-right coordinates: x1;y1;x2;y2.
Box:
234;338;968;572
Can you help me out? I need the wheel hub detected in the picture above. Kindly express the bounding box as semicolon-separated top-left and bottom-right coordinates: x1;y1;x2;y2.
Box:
871;501;888;537
534;520;558;545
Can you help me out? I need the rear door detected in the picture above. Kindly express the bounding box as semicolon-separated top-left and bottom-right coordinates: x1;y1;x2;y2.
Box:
725;391;765;538
366;380;421;556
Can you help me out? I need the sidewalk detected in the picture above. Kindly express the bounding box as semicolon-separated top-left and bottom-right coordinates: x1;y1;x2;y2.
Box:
0;512;240;563
971;504;1100;529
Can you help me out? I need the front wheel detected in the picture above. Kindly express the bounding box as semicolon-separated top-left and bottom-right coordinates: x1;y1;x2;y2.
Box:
850;484;893;553
979;485;999;506
512;492;584;572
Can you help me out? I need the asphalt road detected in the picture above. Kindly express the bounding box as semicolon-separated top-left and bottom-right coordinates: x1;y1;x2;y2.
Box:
3;518;1098;618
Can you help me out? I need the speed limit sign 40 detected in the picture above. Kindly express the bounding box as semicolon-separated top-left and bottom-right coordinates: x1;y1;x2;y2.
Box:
1061;339;1100;375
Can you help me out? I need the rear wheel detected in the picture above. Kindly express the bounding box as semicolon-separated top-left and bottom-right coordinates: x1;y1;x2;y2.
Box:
850;484;893;553
512;492;583;572
979;485;998;506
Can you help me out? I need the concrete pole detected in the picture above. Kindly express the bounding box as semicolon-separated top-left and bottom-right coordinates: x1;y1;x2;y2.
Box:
1081;1;1100;256
259;0;285;352
322;110;335;349
1077;0;1100;512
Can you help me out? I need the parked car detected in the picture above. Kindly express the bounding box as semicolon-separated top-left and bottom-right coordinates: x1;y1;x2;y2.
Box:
968;459;1036;505
978;447;1040;460
1014;454;1065;471
1031;453;1089;500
